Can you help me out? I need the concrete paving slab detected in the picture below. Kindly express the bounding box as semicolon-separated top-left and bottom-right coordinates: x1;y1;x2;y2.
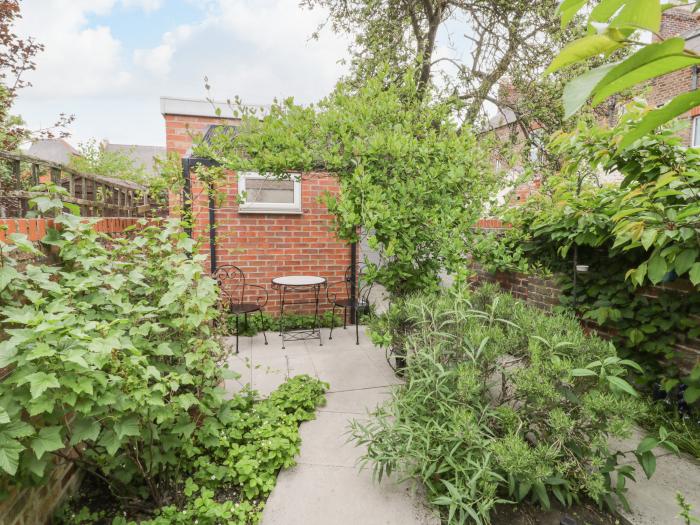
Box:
262;464;440;525
296;411;367;468
311;350;401;392
321;387;394;415
609;426;675;463
619;452;700;525
287;354;319;379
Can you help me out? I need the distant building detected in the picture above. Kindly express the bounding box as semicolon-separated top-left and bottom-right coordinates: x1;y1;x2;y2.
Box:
26;139;78;165
27;139;166;179
102;141;166;177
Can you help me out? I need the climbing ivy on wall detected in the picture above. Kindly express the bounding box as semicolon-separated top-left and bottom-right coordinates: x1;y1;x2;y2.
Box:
473;106;700;404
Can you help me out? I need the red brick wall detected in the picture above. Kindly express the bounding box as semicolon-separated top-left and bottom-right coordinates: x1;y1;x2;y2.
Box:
163;113;352;315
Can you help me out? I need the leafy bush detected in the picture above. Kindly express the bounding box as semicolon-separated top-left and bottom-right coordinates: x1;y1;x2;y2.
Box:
355;284;673;524
0;198;328;521
200;71;495;297
226;310;343;337
471;108;700;410
55;375;328;524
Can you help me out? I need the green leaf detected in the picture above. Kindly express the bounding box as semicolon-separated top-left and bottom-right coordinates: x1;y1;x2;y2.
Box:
30;426;64;458
533;481;551;510
636;436;659;454
114;416;140;440
641;228;657;251
647;253;667;285
571;368;598;377
609;0;661;32
0;407;9;424
558;0;589;28
0;439;22;475
563;63;618;118
684;386;700;404
70;418;101;445
25;372;61;399
690;263;700;286
638;450;656;479
589;0;626;24
8;233;42;256
592;50;698;106
619;90;700;150
607;375;638;397
98;430;121;456
674;249;698;276
0;266;19;291
546;34;622;75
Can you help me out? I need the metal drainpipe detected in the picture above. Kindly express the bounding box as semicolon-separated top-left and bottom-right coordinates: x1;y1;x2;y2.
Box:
350;237;357;324
693;65;699;91
208;184;217;274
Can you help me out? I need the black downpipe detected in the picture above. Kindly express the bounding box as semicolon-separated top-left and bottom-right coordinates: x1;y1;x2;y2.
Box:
350;237;357;323
208;185;217;274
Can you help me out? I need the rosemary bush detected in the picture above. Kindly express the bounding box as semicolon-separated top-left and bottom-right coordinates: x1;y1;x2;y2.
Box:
354;284;674;524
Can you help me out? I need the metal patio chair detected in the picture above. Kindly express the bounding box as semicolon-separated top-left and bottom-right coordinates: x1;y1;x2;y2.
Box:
213;265;268;353
327;264;374;345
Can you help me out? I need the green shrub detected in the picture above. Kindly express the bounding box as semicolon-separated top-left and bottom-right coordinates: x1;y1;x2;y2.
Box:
0;192;328;521
55;375;328;524
354;284;675;524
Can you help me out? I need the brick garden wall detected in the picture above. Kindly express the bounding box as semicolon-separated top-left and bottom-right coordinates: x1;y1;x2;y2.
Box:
0;217;144;525
471;220;700;371
163;113;352;315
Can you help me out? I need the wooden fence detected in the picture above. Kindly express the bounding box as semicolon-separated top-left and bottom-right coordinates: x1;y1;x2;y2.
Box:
0;150;155;218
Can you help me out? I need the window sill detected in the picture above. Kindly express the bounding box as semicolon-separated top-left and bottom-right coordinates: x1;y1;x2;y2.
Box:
238;208;303;215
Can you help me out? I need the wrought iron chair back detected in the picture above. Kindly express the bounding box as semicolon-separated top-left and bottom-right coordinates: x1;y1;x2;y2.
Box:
212;265;246;307
327;263;374;345
344;263;374;310
211;264;268;353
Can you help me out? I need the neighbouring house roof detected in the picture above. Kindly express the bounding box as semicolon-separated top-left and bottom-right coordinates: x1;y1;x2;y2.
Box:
487;107;518;131
159;96;270;119
103;142;166;177
26;139;79;165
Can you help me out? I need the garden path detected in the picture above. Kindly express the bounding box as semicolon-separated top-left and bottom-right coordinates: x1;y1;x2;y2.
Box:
224;326;441;525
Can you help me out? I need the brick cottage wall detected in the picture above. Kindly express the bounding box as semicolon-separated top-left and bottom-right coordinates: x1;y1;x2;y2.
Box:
471;220;700;371
0;217;144;525
163;112;352;315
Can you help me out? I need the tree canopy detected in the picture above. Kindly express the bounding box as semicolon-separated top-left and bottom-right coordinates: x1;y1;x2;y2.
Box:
200;74;495;296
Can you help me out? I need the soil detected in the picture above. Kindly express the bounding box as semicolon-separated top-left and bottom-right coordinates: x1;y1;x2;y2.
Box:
491;501;623;525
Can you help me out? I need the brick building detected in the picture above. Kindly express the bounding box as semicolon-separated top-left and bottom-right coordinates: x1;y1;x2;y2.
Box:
649;6;700;146
160;97;352;313
488;6;700;204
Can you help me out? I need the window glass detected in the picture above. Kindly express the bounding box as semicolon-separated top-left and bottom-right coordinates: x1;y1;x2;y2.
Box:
693;117;700;148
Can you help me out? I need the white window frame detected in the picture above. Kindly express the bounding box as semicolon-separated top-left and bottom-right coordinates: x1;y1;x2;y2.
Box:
692;116;700;148
237;172;302;214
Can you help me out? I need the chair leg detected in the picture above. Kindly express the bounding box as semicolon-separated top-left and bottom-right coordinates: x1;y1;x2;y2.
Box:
235;315;239;354
343;308;347;329
259;310;268;345
355;306;359;346
329;304;337;340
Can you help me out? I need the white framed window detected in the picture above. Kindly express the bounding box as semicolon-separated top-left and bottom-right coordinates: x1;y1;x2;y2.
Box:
692;116;700;148
237;172;302;214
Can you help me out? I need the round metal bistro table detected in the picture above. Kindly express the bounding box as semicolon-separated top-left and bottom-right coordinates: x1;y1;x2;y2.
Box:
271;275;327;349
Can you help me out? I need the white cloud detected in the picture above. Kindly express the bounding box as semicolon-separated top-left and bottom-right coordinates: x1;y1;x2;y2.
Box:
12;0;349;146
121;0;164;12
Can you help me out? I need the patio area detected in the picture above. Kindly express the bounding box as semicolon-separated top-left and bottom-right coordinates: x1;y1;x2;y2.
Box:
223;326;441;525
223;325;700;525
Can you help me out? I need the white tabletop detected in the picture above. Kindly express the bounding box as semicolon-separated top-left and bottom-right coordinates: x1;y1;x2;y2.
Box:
272;275;326;286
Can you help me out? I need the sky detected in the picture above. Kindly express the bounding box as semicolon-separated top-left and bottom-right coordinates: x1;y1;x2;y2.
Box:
11;0;350;148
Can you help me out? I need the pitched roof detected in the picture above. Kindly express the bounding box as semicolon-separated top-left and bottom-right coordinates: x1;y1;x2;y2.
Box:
26;139;78;165
103;142;166;176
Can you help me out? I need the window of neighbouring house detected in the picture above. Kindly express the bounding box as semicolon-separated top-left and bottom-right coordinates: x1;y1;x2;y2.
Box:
692;116;700;148
238;172;302;214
